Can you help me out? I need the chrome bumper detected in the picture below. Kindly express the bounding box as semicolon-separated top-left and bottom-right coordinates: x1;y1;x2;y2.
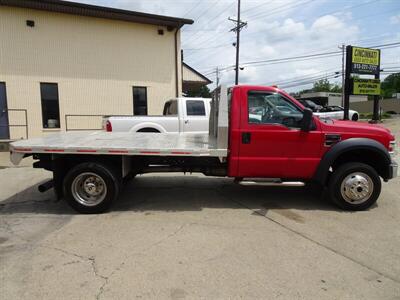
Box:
389;161;398;179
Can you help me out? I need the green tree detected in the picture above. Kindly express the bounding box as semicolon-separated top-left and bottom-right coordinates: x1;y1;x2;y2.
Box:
330;84;342;93
381;72;400;98
185;85;211;98
313;78;331;92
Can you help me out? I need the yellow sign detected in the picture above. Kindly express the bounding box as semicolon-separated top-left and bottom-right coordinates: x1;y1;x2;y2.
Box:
352;47;380;65
353;79;380;96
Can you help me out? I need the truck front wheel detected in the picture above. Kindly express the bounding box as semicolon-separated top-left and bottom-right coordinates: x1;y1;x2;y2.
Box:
328;162;381;211
63;162;120;213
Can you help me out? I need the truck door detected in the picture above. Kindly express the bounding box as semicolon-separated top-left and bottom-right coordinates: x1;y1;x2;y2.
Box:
182;100;209;133
237;89;322;179
0;83;10;140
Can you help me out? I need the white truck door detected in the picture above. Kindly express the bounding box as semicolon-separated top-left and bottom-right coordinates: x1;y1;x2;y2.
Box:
182;99;209;133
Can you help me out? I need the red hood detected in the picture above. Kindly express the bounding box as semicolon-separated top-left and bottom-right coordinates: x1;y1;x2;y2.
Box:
319;118;395;147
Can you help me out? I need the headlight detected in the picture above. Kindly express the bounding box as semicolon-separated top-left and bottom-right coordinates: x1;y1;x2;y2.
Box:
389;140;397;158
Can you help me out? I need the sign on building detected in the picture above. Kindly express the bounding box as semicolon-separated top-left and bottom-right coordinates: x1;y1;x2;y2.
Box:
352;78;381;96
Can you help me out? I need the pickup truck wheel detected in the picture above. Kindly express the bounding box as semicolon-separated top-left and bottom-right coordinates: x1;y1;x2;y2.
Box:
328;162;381;211
63;163;120;213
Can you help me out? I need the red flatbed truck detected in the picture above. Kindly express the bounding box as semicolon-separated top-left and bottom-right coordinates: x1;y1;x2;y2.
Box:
10;85;398;213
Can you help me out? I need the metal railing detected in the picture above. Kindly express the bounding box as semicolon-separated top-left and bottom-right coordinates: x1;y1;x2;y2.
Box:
0;108;28;139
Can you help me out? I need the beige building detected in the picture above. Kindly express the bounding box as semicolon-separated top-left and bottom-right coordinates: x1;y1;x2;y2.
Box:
0;0;194;139
182;62;212;95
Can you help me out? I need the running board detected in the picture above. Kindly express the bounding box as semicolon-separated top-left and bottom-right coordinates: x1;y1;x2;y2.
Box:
237;178;305;187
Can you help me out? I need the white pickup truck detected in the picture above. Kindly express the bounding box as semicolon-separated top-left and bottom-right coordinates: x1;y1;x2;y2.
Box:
104;97;211;133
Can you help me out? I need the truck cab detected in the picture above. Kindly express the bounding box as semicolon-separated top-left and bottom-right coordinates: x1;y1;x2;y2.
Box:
227;85;397;209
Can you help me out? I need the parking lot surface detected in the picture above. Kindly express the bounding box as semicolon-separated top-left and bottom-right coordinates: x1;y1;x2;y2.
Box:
1;118;399;299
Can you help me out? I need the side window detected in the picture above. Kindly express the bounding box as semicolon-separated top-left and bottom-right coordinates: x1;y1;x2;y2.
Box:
248;91;304;128
186;100;205;116
163;100;178;115
40;83;60;128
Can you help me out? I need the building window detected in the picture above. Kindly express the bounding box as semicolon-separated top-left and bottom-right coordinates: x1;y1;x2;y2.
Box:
133;87;147;115
40;83;60;128
186;100;205;116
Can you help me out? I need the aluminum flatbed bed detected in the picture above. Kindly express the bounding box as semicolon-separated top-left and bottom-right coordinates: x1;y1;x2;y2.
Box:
10;131;228;164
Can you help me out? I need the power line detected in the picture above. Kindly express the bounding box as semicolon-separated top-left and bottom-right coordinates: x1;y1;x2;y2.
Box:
263;69;340;86
181;1;202;18
245;0;316;20
182;1;235;46
240;2;387;44
242;0;279;14
184;0;316;59
188;5;394;68
198;42;400;73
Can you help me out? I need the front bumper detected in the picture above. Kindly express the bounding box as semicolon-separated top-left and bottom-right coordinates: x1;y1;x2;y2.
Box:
388;161;398;179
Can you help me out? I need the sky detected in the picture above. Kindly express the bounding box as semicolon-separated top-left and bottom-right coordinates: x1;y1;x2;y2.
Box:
80;0;399;92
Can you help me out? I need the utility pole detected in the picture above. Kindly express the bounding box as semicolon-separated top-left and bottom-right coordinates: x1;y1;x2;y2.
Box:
343;45;352;120
229;0;246;85
339;44;345;106
216;66;220;87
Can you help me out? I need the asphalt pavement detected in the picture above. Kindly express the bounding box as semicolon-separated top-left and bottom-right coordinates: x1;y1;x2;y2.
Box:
1;118;399;299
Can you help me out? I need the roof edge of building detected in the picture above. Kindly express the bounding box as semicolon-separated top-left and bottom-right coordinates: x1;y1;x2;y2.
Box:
0;0;194;28
183;62;212;84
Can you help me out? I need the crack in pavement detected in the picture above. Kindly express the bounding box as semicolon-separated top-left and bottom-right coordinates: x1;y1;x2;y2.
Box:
227;197;400;285
40;223;188;300
95;223;189;299
39;245;110;299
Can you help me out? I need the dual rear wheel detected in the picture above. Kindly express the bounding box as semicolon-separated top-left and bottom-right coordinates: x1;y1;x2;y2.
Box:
63;163;120;214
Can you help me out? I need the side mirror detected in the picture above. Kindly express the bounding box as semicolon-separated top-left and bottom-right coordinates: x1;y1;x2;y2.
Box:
301;108;313;131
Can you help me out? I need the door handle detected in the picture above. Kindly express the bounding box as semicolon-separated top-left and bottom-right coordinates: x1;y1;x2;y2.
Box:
242;132;251;144
184;120;189;124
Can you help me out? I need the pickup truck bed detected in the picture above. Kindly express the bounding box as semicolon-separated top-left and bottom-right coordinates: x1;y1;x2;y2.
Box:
10;131;227;164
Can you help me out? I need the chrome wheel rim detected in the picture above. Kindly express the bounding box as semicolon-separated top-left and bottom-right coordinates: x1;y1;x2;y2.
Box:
340;172;373;204
71;172;107;207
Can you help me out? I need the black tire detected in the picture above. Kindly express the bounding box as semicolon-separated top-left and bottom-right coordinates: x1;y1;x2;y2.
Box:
328;162;381;211
351;114;359;121
63;162;120;214
305;181;323;197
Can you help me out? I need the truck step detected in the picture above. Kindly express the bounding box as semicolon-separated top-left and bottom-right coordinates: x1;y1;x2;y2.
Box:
237;178;305;187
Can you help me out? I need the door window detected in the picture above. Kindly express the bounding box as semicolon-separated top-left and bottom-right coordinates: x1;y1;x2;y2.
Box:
248;91;303;128
186;100;205;116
